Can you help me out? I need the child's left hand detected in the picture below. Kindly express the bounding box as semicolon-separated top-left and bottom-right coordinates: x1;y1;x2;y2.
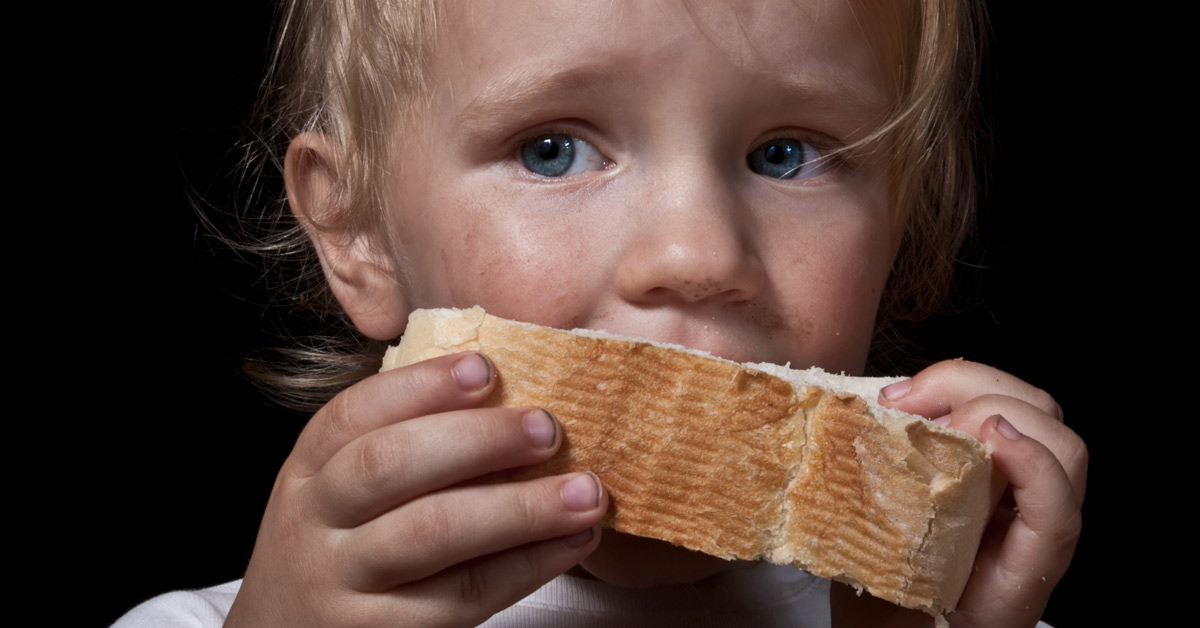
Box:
831;360;1086;628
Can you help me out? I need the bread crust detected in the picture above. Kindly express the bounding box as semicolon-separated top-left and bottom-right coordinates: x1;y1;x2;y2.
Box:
381;307;992;616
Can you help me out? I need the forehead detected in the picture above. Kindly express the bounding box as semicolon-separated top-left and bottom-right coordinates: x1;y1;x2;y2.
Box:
427;0;891;125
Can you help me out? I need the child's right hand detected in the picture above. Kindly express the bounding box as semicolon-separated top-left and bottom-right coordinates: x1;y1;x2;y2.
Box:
224;352;607;628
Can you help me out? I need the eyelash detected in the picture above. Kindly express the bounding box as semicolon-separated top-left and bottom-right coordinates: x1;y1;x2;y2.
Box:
509;127;846;181
511;126;612;179
746;134;844;181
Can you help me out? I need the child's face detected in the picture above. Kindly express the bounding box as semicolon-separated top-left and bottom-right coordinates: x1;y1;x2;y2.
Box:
374;0;894;584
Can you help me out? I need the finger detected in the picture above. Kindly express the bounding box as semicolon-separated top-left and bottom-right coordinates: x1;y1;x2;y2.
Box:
343;472;607;591
878;360;1063;422
942;396;1087;507
985;416;1081;557
396;525;603;628
953;415;1082;628
309;407;561;527
290;352;496;476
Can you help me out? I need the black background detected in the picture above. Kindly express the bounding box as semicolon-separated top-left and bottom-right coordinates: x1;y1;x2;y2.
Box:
88;2;1161;625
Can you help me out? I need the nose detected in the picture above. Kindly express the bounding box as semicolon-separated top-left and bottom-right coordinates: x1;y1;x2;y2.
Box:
615;169;765;306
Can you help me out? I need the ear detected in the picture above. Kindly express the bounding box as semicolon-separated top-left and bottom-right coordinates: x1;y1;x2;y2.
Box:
284;133;409;340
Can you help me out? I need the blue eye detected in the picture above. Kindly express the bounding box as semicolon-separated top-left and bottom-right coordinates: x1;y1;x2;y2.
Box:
747;138;826;180
518;133;608;177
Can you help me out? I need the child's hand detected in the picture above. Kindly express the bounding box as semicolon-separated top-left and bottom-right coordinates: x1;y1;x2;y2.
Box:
225;352;607;628
833;360;1086;628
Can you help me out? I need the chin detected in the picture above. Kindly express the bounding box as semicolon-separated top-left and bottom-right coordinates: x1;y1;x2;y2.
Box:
577;530;737;587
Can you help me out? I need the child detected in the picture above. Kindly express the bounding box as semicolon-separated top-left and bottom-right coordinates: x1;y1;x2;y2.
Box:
127;0;1085;626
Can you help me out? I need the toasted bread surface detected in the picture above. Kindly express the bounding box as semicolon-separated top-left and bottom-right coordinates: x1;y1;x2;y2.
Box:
381;307;992;616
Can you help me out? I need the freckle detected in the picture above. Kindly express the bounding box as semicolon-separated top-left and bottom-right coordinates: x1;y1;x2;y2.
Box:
744;303;791;335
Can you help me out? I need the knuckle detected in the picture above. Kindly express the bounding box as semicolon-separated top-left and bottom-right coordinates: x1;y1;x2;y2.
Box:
393;358;466;406
512;543;553;591
1035;504;1083;559
1062;436;1089;501
1039;425;1087;486
458;561;491;607
407;498;459;558
1058;508;1084;546
324;387;361;440
1029;449;1063;482
354;431;405;492
467;407;529;459
1058;431;1088;474
511;483;549;531
1072;438;1089;475
1027;385;1063;421
519;543;545;578
468;410;506;453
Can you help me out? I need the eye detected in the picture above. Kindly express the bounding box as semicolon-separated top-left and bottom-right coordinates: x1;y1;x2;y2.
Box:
746;138;828;180
517;133;609;177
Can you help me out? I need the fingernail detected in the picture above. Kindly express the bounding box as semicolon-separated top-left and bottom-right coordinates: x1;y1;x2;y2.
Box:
992;414;1022;440
880;379;912;402
524;409;558;450
562;526;596;549
561;472;602;511
452;353;491;392
931;414;951;426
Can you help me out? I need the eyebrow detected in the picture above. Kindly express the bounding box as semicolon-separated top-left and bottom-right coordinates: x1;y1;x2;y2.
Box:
451;62;888;140
770;70;889;131
451;64;627;134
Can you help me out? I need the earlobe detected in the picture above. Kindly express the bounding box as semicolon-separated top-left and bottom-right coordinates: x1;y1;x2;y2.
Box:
284;133;409;340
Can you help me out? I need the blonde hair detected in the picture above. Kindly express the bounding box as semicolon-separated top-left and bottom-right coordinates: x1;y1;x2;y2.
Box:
878;0;987;323
237;0;988;410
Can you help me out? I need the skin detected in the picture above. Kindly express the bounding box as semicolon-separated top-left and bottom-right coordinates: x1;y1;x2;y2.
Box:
226;1;1086;626
833;361;1085;628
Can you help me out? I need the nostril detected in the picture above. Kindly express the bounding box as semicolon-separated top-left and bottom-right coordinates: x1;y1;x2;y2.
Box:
688;279;724;301
642;280;732;303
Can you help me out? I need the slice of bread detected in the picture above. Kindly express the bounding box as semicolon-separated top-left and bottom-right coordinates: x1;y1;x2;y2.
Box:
381;307;992;617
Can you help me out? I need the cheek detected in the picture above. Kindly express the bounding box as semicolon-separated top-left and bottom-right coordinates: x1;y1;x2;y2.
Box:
774;214;892;373
414;197;601;326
